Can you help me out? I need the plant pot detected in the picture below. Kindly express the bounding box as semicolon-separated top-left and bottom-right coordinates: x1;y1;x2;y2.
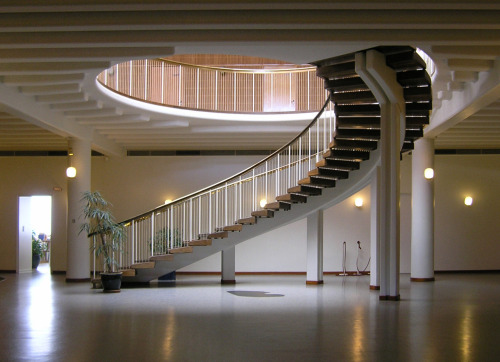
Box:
100;272;123;293
32;254;41;269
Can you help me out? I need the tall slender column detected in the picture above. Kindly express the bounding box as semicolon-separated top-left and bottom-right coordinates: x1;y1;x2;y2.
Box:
370;166;380;290
411;138;435;281
357;50;405;300
306;209;323;285
221;247;236;284
66;138;91;281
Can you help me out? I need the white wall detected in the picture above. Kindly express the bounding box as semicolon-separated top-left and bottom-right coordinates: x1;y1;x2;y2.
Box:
0;157;67;272
1;153;499;273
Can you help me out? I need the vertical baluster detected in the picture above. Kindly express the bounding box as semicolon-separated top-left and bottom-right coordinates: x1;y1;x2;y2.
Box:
178;65;182;107
189;199;193;241
144;59;148;100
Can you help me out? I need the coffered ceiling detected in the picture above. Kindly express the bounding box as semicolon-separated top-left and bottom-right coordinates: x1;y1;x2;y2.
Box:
0;1;499;155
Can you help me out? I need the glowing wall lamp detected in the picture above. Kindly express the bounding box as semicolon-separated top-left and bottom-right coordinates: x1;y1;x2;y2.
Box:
66;166;77;178
164;199;172;204
66;148;76;178
260;199;267;208
354;197;363;208
464;196;473;206
424;167;434;179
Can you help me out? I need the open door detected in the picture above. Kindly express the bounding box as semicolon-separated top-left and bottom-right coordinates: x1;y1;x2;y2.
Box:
18;196;32;273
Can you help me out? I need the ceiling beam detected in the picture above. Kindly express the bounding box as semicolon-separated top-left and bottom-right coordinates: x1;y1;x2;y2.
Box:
425;59;500;138
0;82;124;156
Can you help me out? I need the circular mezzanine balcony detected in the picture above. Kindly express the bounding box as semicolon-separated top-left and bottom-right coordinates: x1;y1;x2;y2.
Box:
96;54;328;116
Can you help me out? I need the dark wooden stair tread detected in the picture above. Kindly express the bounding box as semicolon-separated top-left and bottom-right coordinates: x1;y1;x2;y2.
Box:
237;216;257;225
298;176;336;188
276;193;307;203
251;209;274;218
188;239;212;246
223;224;243;232
169;246;194;254
287;185;322;196
150;254;174;261
264;201;291;211
208;231;228;239
131;261;155;269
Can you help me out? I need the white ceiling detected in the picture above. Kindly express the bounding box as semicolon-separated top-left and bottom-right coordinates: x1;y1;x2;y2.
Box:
0;1;499;155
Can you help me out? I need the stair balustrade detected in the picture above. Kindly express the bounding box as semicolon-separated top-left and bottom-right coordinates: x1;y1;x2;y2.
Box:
103;98;334;270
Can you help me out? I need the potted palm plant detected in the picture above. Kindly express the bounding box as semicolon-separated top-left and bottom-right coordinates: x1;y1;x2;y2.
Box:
79;191;126;293
32;231;44;269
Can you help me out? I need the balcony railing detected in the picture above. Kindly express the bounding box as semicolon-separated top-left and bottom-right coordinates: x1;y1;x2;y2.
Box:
97;59;327;113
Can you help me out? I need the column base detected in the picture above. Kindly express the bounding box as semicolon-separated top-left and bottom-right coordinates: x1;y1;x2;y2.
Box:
411;277;435;282
379;295;400;301
66;278;91;283
221;279;236;285
306;280;324;285
370;285;380;290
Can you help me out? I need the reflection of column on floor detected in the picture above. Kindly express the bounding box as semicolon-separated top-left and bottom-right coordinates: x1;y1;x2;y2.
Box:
306;209;323;285
221;247;236;284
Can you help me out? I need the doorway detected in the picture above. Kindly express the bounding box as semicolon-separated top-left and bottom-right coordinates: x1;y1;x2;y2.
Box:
17;195;52;273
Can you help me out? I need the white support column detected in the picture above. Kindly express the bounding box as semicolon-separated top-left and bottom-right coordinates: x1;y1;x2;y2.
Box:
411;138;435;282
66;138;92;281
356;50;405;300
370;166;380;290
221;247;236;285
306;209;323;285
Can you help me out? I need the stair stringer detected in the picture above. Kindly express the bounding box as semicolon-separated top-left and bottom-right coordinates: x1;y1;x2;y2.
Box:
123;147;381;283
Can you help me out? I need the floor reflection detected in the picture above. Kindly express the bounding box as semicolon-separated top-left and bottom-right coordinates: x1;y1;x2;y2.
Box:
27;264;54;359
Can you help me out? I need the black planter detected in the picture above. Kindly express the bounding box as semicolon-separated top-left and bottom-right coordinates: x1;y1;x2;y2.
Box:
32;254;41;269
100;272;123;293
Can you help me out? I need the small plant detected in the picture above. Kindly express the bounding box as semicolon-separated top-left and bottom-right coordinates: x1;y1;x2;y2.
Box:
79;191;126;273
150;227;183;254
32;231;44;257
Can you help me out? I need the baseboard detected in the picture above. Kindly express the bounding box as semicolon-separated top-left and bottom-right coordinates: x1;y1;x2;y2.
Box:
435;269;500;274
176;271;369;276
0;270;16;273
65;278;90;283
51;270;66;275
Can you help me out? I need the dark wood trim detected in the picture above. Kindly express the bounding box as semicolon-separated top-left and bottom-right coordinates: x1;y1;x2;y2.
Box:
306;280;324;285
370;285;380;290
51;270;66;275
435;270;500;274
380;295;400;301
411;277;435;282
326;271;370;276
221;279;236;285
65;278;91;283
176;271;370;276
0;270;16;273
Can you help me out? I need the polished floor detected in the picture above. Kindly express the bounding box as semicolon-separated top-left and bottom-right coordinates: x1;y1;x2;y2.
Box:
1;265;499;362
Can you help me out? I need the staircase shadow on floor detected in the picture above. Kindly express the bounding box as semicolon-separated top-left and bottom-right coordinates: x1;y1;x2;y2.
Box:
227;290;284;297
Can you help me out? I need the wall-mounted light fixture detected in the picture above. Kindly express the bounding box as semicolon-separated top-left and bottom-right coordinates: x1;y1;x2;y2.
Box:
354;197;363;208
424;167;434;179
260;199;267;208
66;148;76;178
66;166;77;178
464;196;473;206
164;199;172;204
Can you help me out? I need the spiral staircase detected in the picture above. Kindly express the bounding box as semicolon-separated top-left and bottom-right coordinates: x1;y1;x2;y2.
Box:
110;46;432;284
